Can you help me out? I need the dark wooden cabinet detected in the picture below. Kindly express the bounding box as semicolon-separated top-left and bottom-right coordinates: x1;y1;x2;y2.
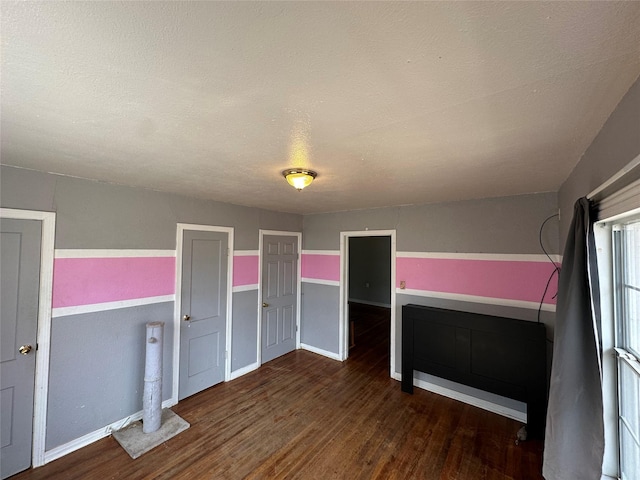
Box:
402;304;547;438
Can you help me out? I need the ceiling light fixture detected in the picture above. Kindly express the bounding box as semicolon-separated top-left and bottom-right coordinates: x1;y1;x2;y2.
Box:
282;168;317;191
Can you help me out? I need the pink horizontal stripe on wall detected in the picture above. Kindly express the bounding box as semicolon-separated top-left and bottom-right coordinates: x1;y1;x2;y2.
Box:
396;257;559;305
233;255;259;286
53;257;176;308
301;254;340;282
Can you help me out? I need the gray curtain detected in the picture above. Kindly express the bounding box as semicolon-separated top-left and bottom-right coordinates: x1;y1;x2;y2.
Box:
543;198;604;479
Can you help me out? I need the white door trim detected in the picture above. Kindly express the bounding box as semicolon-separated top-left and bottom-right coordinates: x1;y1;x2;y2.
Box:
339;230;396;375
1;208;56;468
258;230;302;366
173;223;234;404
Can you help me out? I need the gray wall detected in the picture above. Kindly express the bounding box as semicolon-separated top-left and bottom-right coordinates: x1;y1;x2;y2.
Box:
0;165;302;451
47;302;174;449
559;76;640;248
231;290;259;372
300;283;340;353
348;236;391;306
302;192;559;358
304;193;559;254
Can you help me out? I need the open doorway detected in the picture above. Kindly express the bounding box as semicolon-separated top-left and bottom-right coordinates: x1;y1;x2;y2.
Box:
339;230;396;376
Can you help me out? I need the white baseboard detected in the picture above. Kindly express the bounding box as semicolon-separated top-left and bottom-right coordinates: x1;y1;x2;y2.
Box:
391;372;527;423
43;398;176;465
229;362;259;380
300;343;342;362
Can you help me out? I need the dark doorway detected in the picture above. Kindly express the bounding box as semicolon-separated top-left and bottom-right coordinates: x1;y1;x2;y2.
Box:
348;302;391;366
348;236;391;308
347;236;392;362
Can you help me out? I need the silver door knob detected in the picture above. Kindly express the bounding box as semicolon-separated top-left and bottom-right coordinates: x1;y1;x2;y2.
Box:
19;344;32;355
183;314;191;321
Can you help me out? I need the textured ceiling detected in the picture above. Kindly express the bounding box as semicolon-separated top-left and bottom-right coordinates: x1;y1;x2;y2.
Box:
2;1;640;214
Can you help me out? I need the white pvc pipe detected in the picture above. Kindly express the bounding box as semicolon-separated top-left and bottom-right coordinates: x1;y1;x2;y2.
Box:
143;321;164;433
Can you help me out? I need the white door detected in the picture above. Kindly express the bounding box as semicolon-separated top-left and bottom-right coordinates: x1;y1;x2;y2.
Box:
261;234;298;364
1;219;42;479
178;230;228;400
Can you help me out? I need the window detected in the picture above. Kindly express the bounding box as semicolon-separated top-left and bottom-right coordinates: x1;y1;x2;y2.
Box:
613;216;640;480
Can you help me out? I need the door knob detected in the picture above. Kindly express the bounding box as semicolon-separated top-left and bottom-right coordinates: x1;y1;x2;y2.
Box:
262;303;269;308
183;314;191;321
19;344;32;355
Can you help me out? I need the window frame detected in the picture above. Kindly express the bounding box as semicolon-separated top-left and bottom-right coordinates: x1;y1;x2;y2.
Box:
596;209;640;479
612;217;640;480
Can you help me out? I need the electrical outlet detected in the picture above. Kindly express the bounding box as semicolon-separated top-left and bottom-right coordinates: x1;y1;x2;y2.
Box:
365;282;370;288
400;280;406;289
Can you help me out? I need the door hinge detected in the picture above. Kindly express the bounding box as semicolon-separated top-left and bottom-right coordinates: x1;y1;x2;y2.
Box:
225;350;229;359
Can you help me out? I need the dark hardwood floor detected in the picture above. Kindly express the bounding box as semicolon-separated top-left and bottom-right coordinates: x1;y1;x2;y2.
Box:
13;303;543;479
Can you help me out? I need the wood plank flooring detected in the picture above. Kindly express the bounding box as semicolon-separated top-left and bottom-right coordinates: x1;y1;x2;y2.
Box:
12;304;543;479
